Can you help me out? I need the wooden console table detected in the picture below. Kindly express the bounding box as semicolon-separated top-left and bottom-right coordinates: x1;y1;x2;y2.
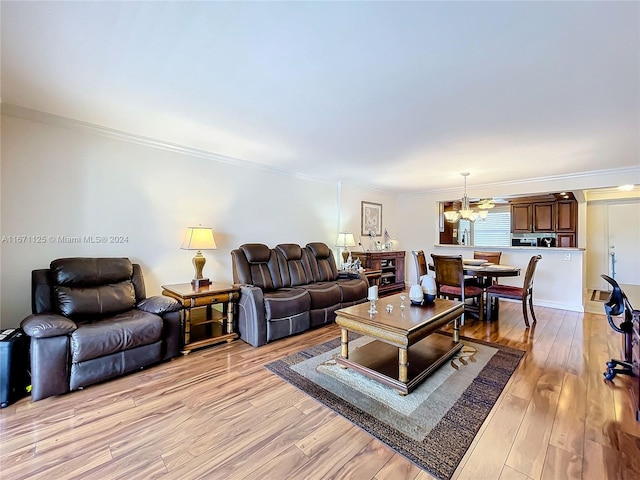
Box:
162;282;239;355
351;251;405;296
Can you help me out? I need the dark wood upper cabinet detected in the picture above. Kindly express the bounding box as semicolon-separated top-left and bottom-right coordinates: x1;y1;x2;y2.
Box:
556;200;576;232
511;204;532;233
510;196;577;246
533;202;555;232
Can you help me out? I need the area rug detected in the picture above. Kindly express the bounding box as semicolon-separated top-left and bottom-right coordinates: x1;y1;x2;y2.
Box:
265;334;524;480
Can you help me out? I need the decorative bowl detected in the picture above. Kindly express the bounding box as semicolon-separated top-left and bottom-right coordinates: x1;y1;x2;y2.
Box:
462;258;486;266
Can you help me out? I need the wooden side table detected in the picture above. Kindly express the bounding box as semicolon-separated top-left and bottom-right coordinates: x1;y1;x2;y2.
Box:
362;268;382;286
161;282;239;355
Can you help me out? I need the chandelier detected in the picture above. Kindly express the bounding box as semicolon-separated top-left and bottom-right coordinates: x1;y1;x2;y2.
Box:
443;172;479;223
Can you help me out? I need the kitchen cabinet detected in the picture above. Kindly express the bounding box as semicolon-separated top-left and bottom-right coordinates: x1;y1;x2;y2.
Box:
556;200;576;232
510;198;577;247
511;204;532;233
556;233;576;248
512;201;555;232
532;202;555;232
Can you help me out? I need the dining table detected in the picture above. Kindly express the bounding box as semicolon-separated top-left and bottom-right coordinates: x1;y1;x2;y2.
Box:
429;260;521;321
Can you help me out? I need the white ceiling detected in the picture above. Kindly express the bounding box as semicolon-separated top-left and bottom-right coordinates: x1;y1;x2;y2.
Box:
1;1;638;194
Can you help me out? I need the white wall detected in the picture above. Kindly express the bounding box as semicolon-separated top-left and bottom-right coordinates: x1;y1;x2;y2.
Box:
0;112;399;328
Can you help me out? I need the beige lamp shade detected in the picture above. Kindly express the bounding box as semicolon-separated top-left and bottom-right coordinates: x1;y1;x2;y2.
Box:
181;227;218;251
181;226;217;289
335;233;356;248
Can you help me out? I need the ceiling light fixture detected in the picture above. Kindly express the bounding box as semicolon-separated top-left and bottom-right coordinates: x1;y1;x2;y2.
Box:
477;199;496;210
443;172;478;223
618;184;635;191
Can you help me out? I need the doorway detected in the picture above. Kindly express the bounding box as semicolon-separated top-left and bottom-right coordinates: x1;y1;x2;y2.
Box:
608;203;640;286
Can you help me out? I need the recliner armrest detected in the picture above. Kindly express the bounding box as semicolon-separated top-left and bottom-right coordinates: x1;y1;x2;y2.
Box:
21;313;77;338
137;296;182;315
338;270;365;280
235;284;267;347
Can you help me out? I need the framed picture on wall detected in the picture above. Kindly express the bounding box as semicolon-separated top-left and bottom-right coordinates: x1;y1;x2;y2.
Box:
361;201;382;236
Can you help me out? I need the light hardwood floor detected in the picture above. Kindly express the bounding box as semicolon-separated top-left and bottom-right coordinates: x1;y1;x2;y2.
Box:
1;300;639;479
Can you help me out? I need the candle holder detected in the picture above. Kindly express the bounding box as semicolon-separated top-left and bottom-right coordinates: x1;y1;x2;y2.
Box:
368;297;378;314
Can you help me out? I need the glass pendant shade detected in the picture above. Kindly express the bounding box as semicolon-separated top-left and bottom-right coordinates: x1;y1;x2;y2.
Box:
445;173;477;223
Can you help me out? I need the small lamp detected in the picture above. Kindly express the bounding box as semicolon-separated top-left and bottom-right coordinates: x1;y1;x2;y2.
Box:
181;226;217;289
335;232;356;264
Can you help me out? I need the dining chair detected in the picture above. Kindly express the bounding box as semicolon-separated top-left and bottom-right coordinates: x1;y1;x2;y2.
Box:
473;250;502;264
486;255;542;327
431;254;484;323
412;250;428;284
472;251;503;287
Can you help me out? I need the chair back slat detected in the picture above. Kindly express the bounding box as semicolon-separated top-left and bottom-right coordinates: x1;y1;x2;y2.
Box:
473;251;502;264
430;254;465;289
523;255;542;293
412;250;428;283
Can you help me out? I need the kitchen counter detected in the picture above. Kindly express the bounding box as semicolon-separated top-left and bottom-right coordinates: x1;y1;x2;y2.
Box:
434;244;585;251
429;244;585;312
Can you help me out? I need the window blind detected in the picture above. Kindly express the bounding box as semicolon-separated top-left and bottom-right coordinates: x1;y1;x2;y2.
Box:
473;206;511;246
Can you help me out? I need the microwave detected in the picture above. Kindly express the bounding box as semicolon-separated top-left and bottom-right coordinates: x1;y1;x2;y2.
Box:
511;238;537;247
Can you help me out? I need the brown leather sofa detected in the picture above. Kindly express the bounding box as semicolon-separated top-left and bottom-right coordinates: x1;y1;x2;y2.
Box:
231;242;368;347
20;257;183;401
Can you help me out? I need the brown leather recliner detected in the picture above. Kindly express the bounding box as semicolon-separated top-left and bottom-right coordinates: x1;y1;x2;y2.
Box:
20;257;183;401
231;242;368;347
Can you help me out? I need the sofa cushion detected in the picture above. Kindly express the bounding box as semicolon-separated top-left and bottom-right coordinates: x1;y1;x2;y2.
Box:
263;288;311;321
263;288;311;343
275;244;311;287
234;244;281;290
51;257;133;286
337;278;369;304
305;243;339;282
299;282;342;309
70;310;163;363
56;281;136;318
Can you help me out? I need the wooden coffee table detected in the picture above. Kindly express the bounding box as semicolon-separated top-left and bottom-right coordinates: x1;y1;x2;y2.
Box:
335;294;464;395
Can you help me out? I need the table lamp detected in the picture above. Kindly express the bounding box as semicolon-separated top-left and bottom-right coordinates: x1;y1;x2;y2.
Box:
181;226;217;289
335;232;356;264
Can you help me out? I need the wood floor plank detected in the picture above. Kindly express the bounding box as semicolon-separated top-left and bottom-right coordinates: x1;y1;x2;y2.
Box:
499;464;533;480
540;444;582;480
2;303;639;480
331;439;396;480
373;453;422;480
455;393;529;480
505;343;568;478
549;372;587;457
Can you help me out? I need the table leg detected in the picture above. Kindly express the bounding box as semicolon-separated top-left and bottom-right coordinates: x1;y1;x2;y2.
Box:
398;347;408;383
225;298;233;334
340;328;349;368
181;308;191;355
453;317;460;343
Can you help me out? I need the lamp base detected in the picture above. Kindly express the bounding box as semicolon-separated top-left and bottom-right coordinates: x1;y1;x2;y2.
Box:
191;278;211;290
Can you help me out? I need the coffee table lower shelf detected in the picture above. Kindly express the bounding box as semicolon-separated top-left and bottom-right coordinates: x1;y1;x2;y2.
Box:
335;332;463;395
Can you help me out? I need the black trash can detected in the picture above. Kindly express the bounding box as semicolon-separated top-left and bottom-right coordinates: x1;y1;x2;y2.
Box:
0;328;31;407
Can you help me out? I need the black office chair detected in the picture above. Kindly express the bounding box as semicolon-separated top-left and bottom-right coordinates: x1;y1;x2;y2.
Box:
601;274;637;381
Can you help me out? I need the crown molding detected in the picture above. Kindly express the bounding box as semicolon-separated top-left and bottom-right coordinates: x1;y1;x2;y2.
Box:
0;103;330;185
398;165;640;198
3;103;637;198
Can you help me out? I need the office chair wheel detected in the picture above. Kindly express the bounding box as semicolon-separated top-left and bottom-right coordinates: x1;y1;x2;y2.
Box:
604;369;616;381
